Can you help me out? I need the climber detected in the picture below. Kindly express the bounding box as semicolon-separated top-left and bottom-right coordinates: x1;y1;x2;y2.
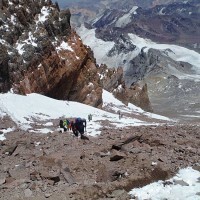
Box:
88;114;92;121
74;117;87;137
63;119;71;131
117;110;122;119
71;121;79;137
59;119;67;132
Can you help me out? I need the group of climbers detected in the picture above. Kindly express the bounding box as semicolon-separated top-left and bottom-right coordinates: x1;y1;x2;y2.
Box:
59;117;88;138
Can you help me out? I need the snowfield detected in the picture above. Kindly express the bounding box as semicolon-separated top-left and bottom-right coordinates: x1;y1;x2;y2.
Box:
0;90;170;138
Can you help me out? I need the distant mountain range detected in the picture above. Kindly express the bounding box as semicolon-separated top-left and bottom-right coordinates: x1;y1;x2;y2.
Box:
76;0;200;120
53;0;193;27
53;0;190;10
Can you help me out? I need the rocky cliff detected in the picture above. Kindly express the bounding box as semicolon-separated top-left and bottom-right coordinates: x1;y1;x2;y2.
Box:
0;0;102;107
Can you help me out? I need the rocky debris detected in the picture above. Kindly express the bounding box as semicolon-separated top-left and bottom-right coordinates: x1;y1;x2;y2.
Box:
196;192;200;196
112;135;142;151
0;177;5;186
24;189;32;197
80;134;90;141
107;189;130;199
0;121;199;199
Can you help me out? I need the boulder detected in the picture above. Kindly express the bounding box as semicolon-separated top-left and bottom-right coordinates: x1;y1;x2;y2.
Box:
3;144;18;155
110;150;126;161
61;167;76;185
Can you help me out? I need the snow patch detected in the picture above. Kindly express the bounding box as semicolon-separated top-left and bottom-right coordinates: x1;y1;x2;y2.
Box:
115;6;138;28
0;127;15;141
129;167;200;200
56;41;73;52
38;6;50;23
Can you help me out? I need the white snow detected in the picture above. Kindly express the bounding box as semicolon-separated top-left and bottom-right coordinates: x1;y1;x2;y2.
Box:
77;26;115;66
0;127;15;141
0;134;6;141
77;25;139;69
16;43;25;55
38;6;50;23
0;39;6;44
0;90;170;136
15;31;38;55
8;0;13;5
129;167;200;200
10;15;16;24
158;7;166;15
56;41;73;52
181;114;200;118
103;90;170;121
44;122;53;126
115;6;138;28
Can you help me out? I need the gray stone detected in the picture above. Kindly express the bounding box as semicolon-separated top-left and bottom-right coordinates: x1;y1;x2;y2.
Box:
45;193;52;198
0;177;6;185
61;167;76;185
24;188;32;197
174;179;189;186
110;150;126;161
3;144;18;155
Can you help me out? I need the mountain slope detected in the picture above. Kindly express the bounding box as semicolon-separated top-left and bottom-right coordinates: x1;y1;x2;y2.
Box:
0;91;199;200
0;90;170;136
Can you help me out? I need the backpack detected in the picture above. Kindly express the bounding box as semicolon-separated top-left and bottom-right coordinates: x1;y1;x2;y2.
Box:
75;117;82;123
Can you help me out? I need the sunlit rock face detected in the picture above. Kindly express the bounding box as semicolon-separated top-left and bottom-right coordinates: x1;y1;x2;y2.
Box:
0;0;102;107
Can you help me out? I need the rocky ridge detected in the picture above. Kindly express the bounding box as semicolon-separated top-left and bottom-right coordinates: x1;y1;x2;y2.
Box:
124;48;200;119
